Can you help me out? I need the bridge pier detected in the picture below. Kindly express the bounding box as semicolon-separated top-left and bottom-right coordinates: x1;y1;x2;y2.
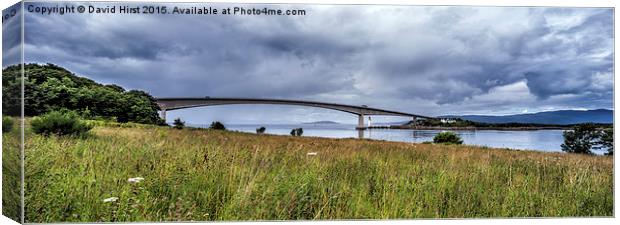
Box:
356;114;367;130
412;116;417;128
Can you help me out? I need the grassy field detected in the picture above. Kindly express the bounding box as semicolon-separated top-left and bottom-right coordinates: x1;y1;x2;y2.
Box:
2;118;21;222
19;123;613;222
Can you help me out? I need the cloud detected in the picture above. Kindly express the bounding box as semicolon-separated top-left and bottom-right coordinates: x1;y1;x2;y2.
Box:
2;3;23;67
19;3;613;122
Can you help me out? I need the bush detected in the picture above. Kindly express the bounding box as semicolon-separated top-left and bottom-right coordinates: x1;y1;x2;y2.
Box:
290;128;303;136
173;118;185;129
209;121;226;130
256;126;266;134
31;110;92;136
3;116;14;133
433;132;463;144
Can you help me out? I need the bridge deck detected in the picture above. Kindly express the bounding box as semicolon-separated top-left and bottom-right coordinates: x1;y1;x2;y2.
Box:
156;97;433;119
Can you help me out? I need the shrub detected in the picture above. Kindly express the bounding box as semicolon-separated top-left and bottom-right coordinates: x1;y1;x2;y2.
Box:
173;118;185;129
256;126;266;134
290;128;303;136
433;132;463;144
3;116;14;133
209;121;226;130
30;110;92;136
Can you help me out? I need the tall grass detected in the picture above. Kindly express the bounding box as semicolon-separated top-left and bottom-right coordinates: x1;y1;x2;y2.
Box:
21;124;613;222
2;116;21;222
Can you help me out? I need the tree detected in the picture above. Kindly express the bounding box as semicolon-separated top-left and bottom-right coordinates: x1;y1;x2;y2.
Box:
2;66;22;116
290;128;303;136
209;121;226;130
433;132;463;144
2;64;163;125
173;118;185;129
256;126;266;134
598;128;613;156
561;123;599;154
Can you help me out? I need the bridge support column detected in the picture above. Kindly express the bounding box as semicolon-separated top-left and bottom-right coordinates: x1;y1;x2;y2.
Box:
356;114;367;130
412;116;417;128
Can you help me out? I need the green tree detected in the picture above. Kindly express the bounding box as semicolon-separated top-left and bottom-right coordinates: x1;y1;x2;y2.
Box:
290;128;303;136
2;66;22;116
598;128;613;156
561;123;599;154
256;126;266;134
173;118;185;129
2;64;164;124
433;132;463;144
210;121;226;130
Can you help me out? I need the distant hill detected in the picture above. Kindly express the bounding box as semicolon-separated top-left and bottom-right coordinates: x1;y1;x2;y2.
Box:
441;109;613;125
303;121;339;124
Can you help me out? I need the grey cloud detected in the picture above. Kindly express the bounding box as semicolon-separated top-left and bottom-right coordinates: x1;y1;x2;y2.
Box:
2;3;22;67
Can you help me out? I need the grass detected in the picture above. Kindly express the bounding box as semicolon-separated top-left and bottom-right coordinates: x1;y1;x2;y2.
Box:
18;123;614;222
2;117;21;222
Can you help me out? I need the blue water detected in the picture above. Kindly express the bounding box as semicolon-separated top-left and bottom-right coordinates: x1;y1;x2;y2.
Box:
191;123;603;153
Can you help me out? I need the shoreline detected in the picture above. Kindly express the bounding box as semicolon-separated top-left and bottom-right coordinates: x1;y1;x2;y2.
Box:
371;125;570;131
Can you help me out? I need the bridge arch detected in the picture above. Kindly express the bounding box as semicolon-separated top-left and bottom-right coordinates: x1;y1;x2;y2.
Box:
156;97;433;129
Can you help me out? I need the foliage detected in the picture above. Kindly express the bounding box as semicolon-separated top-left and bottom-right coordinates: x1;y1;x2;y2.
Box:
30;110;93;136
3;116;14;133
173;118;185;129
209;121;226;130
256;126;266;134
414;118;613;129
21;124;613;222
433;131;463;144
417;118;478;127
561;123;612;155
290;127;303;136
598;128;613;156
2;64;164;124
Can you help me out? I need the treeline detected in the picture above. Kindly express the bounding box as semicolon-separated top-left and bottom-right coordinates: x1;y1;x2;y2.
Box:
415;118;612;128
2;64;164;125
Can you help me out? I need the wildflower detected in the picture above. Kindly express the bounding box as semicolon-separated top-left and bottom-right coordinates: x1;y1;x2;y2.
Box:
307;152;318;156
128;177;145;183
103;197;118;203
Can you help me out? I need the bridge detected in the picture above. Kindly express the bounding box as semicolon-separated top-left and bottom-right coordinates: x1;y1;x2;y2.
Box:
155;97;434;130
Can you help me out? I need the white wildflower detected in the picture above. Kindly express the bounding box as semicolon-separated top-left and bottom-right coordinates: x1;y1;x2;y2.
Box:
307;152;318;156
128;177;145;183
103;197;118;203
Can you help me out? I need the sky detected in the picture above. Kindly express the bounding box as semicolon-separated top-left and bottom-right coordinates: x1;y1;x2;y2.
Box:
5;2;614;124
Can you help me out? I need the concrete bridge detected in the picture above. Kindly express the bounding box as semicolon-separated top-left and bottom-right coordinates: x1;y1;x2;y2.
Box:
155;97;433;130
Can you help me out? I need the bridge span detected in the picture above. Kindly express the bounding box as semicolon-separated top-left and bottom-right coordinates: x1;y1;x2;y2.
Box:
155;97;434;129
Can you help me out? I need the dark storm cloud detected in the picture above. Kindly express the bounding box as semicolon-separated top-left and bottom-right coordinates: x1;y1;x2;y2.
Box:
20;3;613;119
2;2;22;67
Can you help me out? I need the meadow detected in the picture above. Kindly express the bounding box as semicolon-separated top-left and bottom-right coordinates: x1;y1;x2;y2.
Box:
19;123;613;222
2;118;21;222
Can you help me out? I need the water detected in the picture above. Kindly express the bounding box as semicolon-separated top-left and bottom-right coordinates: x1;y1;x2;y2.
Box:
193;123;595;153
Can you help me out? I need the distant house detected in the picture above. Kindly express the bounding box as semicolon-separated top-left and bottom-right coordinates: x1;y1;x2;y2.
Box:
440;118;457;124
